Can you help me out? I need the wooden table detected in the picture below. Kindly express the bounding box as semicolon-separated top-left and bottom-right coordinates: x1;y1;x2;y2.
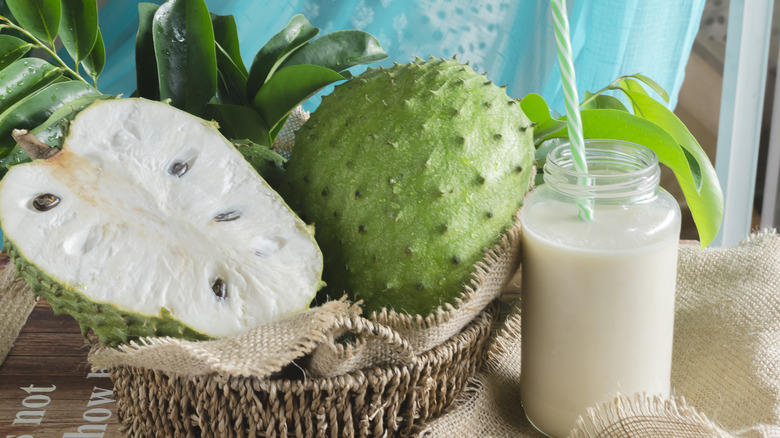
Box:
0;300;123;437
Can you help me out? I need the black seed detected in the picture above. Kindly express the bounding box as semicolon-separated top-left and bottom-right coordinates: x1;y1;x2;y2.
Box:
212;277;227;299
303;175;309;183
494;133;502;140
476;175;486;184
358;225;365;233
417;283;425;290
354;190;361;198
333;211;339;218
32;194;60;212
453;256;461;264
520;125;529;132
169;162;189;177
515;165;524;172
214;211;241;222
321;188;328;196
405;247;412;254
487;212;494;218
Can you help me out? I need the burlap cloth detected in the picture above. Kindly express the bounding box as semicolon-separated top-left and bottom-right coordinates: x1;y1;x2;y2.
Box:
3;228;779;437
0;107;778;435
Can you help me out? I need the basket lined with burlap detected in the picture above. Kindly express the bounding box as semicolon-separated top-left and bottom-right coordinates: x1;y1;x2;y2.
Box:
86;106;524;437
87;221;520;437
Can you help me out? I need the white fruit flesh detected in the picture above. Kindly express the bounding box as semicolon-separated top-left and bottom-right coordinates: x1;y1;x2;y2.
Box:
0;99;322;338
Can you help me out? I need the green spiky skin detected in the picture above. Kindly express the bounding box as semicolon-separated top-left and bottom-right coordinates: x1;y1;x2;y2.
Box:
5;238;211;347
282;57;534;315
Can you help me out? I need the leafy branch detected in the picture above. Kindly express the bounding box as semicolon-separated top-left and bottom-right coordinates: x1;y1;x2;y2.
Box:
0;0;388;184
0;16;88;84
521;75;724;247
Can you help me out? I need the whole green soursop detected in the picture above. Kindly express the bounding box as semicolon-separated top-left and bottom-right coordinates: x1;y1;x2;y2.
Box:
282;57;534;315
0;98;323;347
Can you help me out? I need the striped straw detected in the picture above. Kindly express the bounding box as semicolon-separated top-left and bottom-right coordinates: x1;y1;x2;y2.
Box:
551;0;593;221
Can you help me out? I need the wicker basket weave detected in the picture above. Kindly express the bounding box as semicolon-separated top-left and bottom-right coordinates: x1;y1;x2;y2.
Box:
107;301;499;437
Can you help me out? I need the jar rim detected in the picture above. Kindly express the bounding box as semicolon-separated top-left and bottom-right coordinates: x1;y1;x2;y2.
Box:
543;139;660;200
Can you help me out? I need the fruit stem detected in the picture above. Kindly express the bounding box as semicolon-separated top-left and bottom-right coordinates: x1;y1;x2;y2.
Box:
12;129;59;160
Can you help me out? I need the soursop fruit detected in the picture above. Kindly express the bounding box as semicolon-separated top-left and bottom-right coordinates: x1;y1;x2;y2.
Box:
282;57;534;315
0;98;323;347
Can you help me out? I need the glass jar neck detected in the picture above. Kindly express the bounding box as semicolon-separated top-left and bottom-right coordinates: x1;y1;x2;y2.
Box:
543;139;661;202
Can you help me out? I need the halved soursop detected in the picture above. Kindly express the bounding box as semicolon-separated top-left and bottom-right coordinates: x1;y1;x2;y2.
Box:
0;98;323;347
282;57;534;315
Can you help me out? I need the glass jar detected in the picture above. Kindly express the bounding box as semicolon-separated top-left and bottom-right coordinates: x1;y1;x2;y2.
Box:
520;139;681;437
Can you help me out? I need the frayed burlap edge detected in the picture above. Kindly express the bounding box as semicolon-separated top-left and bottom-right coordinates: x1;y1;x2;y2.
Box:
107;302;500;438
307;214;522;377
570;394;735;438
89;299;361;379
88;215;522;381
0;259;37;365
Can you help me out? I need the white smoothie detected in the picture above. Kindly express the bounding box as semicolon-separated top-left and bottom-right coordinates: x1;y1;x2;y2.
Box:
520;194;679;437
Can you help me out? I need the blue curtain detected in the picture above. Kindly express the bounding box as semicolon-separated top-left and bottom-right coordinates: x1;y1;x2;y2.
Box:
97;0;705;113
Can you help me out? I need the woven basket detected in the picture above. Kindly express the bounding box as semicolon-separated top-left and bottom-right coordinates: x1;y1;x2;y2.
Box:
107;301;499;437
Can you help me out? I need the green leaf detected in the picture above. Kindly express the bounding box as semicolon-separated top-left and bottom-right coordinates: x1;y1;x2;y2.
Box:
59;0;98;63
269;113;288;143
619;89;723;246
534;108;723;248
279;30;388;73
82;28;104;81
251;64;344;131
210;103;270;145
210;14;246;74
0;35;33;71
629;73;669;103
0;57;63;114
520;93;566;144
0;93;113;178
245;14;319;101
153;0;217;118
0;145;31;178
6;0;61;44
215;43;247;105
0;81;99;154
31;93;112;147
581;92;628;112
232;139;287;188
211;14;247;105
135;2;160;100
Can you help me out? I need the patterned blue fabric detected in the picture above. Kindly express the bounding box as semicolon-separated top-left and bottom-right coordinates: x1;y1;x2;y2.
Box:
0;1;705;246
97;0;705;113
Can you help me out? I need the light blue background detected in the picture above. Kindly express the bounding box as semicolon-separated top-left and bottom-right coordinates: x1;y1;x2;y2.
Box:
0;0;705;246
96;0;705;113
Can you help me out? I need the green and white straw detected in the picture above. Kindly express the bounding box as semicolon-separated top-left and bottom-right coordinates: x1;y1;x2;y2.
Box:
551;0;593;221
